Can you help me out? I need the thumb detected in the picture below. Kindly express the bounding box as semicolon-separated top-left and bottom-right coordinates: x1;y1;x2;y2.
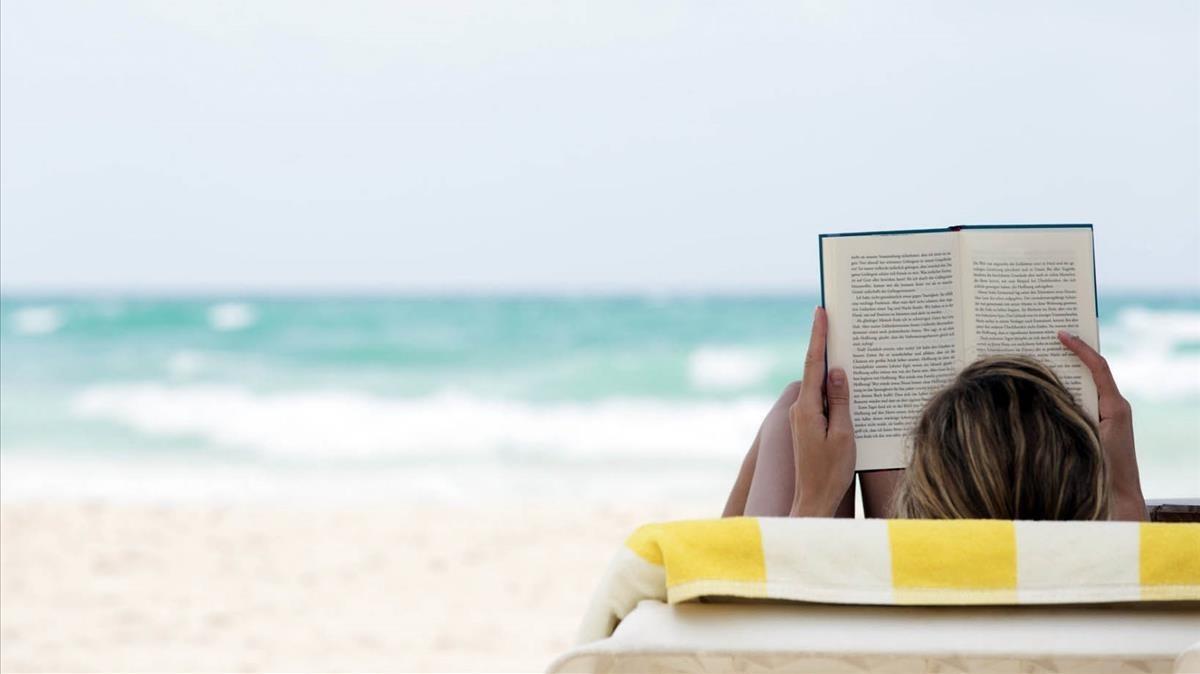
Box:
825;368;853;436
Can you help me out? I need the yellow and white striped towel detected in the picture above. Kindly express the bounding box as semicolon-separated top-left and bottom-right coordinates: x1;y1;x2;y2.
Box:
577;517;1200;643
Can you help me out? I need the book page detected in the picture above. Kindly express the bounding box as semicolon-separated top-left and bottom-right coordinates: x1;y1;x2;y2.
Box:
960;227;1100;421
822;232;963;470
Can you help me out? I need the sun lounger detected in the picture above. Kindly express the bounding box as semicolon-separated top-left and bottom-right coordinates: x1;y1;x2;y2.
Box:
549;517;1200;673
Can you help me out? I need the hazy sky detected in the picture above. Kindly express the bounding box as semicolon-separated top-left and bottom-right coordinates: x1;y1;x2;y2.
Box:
2;1;1197;293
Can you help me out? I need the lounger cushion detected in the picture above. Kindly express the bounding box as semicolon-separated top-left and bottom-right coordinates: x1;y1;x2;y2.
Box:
553;600;1200;673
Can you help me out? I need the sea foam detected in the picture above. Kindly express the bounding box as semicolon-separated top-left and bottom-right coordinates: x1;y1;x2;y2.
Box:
207;303;257;331
71;384;769;460
10;306;65;335
1105;308;1200;400
688;347;773;390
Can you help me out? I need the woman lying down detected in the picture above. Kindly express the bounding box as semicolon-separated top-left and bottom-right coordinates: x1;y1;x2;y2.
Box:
723;308;1146;521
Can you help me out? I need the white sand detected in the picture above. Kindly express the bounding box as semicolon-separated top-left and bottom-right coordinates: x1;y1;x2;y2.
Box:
0;500;707;672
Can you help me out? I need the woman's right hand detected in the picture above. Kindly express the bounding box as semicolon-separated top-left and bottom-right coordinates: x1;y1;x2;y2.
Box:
1058;331;1146;521
788;307;857;517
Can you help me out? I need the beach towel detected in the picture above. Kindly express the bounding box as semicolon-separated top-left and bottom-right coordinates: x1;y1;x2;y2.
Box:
577;517;1200;643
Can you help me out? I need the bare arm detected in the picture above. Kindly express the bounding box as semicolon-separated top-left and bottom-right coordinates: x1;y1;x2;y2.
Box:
860;469;903;518
1058;331;1146;521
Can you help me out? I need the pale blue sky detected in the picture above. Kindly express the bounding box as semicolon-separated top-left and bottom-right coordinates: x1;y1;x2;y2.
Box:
1;1;1197;293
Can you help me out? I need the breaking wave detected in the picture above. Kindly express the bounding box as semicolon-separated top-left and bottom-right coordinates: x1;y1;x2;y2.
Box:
72;384;770;460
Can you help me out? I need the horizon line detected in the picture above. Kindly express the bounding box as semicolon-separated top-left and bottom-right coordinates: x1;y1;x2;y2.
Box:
2;284;1198;300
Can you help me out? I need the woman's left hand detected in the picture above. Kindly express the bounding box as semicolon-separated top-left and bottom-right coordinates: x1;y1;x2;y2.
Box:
788;307;857;517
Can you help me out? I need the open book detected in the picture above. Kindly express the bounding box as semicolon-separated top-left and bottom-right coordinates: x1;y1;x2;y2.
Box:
820;224;1100;471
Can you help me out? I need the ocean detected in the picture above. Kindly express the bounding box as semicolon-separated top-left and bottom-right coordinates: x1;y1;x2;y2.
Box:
1;294;1197;502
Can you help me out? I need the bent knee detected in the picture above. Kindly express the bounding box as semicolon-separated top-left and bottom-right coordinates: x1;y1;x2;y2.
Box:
776;380;804;406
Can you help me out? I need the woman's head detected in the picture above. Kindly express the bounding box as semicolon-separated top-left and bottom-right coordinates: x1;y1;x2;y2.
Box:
894;355;1109;520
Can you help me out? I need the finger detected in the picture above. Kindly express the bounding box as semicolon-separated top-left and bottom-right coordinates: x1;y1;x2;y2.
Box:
825;367;853;438
1057;331;1122;400
798;307;828;415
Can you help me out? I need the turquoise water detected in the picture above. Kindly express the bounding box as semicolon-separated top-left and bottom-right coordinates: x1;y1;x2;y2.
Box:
1;294;1197;497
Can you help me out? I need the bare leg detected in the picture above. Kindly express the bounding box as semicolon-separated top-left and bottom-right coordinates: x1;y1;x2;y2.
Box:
743;382;802;515
722;432;760;517
860;469;903;518
739;381;854;517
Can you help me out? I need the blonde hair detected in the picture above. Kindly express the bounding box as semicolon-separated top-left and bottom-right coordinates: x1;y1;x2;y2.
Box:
893;356;1110;520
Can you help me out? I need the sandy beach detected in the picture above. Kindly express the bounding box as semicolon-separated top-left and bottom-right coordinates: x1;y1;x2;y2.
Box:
0;500;704;672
